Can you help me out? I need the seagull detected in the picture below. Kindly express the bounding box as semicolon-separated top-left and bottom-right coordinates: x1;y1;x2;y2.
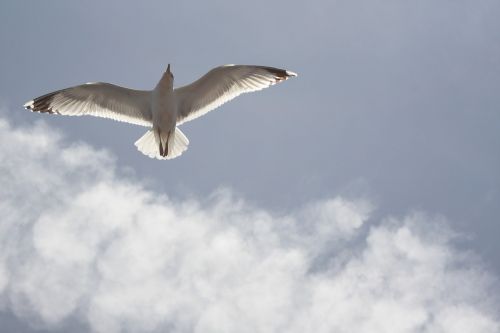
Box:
24;64;297;160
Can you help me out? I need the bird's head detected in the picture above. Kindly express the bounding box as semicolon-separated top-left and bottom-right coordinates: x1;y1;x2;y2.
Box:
160;64;174;88
166;64;174;80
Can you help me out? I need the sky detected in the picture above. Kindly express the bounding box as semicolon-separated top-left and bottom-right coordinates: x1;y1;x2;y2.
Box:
0;1;499;332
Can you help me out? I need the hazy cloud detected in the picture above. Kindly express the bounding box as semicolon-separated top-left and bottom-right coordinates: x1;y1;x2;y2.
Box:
0;117;498;333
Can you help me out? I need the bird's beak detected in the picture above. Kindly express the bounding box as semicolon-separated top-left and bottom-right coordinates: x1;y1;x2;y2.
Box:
167;64;171;74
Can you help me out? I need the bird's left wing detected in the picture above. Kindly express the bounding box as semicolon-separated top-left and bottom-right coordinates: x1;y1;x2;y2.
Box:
174;65;297;125
24;82;153;127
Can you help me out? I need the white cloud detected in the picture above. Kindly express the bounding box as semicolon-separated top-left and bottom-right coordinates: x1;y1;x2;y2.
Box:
0;117;498;333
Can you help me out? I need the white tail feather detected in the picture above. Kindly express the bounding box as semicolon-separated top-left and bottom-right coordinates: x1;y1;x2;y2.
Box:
134;127;189;160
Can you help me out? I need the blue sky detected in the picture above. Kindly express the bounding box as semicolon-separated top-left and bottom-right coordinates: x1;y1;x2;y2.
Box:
0;1;499;332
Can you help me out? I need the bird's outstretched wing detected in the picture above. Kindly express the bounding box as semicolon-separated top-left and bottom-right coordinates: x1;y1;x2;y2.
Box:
24;82;152;127
174;65;297;125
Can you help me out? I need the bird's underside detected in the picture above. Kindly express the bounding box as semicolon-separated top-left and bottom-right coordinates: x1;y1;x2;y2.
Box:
24;64;297;160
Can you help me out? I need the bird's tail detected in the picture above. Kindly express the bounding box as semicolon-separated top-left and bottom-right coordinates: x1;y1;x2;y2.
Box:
134;127;189;160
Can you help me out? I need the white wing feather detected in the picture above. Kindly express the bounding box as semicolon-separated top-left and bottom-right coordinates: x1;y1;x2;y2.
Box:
175;65;297;125
24;82;152;127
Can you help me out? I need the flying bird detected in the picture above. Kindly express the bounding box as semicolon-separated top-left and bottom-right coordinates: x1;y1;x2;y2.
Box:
24;64;297;159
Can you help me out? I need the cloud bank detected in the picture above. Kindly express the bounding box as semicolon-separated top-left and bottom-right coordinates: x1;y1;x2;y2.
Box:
0;117;498;333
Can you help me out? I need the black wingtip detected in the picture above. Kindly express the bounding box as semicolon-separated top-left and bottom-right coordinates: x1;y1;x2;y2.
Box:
24;93;57;114
260;66;298;82
23;101;33;110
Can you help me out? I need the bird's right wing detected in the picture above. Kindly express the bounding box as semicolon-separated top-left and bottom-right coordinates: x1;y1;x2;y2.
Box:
174;65;297;125
24;82;153;127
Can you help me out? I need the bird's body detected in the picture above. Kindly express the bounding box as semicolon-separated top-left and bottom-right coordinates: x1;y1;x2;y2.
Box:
152;66;177;156
24;64;297;159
